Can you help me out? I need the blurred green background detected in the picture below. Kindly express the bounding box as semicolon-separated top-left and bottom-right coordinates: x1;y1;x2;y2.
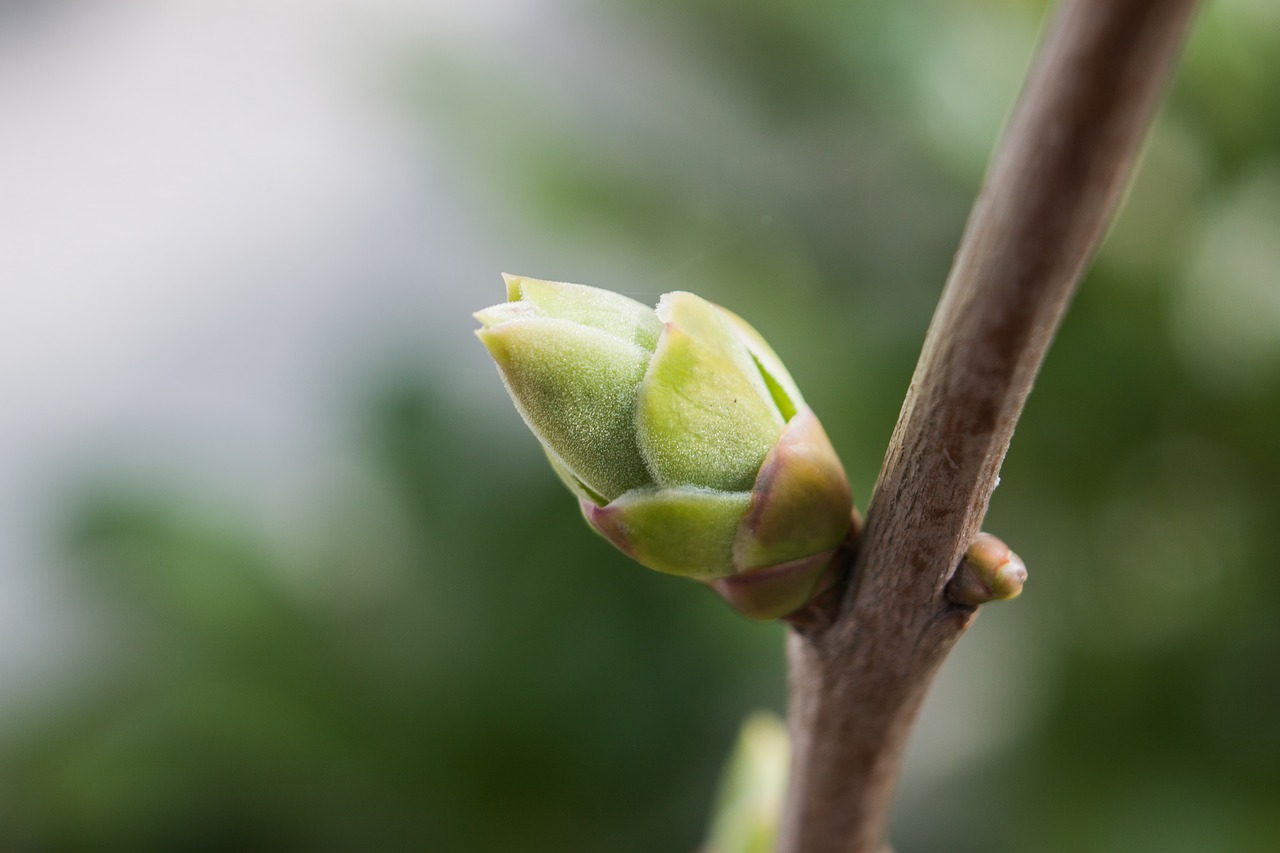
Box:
1;0;1278;851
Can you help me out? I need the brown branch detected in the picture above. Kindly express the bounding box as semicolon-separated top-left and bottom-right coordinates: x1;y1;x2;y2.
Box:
777;2;1200;852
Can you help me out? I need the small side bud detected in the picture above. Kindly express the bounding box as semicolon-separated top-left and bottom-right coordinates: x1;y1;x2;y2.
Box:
946;532;1027;606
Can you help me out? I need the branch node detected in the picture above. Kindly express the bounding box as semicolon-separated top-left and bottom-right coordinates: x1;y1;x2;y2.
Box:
781;511;862;636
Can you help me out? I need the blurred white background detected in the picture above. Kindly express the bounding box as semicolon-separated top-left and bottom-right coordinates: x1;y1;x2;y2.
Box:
0;0;510;697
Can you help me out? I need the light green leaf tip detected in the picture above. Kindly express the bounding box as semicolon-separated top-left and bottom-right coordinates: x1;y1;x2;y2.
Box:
703;711;790;853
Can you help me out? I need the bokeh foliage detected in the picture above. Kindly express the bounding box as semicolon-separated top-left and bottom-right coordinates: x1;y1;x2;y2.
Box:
3;0;1279;851
1;380;784;852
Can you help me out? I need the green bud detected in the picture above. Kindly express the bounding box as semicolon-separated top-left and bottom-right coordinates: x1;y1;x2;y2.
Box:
475;274;854;620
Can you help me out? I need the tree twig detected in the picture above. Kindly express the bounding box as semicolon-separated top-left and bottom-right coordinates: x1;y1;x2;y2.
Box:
777;1;1200;851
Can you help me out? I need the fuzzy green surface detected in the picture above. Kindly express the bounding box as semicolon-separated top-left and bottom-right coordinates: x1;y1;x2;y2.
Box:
636;292;783;492
503;274;663;352
591;486;752;579
545;448;608;506
716;306;805;422
476;317;652;501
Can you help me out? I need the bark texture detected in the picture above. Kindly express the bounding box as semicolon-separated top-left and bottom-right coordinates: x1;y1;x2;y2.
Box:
778;2;1201;851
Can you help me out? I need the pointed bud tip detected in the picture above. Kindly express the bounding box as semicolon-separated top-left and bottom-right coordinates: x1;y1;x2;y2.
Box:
472;325;513;367
579;497;635;557
501;272;523;301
